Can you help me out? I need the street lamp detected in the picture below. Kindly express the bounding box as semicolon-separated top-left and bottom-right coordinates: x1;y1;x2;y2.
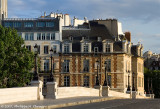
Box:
127;72;130;91
95;60;99;86
132;72;135;91
150;72;153;94
33;44;38;81
49;48;54;82
103;61;108;86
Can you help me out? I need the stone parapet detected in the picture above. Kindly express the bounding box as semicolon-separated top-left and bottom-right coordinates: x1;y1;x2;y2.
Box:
46;82;58;99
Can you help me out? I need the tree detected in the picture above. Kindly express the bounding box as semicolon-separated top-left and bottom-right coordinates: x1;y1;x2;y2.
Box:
144;67;160;98
0;25;34;88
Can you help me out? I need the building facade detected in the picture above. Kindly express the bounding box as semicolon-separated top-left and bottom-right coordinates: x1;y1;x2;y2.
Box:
0;0;145;94
0;0;7;21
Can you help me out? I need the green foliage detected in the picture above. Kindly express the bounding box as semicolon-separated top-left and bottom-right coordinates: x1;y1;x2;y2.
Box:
144;67;160;98
0;25;34;88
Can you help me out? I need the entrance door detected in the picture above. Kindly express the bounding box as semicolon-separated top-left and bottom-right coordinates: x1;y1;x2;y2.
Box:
64;76;70;87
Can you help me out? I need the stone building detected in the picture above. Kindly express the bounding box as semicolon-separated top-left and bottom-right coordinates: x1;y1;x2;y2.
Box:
0;0;7;23
0;0;145;94
143;51;160;70
132;43;144;95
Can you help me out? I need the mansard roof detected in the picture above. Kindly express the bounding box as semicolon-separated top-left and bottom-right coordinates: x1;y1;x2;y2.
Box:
62;21;114;41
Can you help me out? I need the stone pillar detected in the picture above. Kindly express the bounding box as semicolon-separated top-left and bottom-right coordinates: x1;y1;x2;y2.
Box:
131;91;137;99
46;82;58;99
31;80;44;100
95;85;102;97
102;86;110;97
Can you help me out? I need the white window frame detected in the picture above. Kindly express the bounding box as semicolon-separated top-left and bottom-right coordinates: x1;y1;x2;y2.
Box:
44;45;48;54
44;60;49;72
64;45;69;53
106;44;110;53
84;45;89;53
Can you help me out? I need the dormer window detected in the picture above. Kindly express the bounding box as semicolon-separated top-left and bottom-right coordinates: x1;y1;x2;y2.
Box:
83;36;89;40
70;36;73;41
106;44;110;53
64;45;69;53
84;45;89;53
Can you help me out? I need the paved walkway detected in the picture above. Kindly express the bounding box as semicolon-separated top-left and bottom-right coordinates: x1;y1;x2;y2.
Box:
0;96;124;109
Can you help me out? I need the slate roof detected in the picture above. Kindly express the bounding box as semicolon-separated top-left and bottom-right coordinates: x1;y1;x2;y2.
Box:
91;41;103;52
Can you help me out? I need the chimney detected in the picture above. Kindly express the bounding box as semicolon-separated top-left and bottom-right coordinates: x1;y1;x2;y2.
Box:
125;32;131;42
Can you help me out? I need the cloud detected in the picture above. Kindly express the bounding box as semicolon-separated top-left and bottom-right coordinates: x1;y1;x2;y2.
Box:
7;0;160;53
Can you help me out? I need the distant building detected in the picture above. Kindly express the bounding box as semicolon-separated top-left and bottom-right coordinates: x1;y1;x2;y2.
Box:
143;51;160;70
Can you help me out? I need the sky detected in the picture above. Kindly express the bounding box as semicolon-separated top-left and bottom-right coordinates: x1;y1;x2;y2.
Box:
8;0;160;53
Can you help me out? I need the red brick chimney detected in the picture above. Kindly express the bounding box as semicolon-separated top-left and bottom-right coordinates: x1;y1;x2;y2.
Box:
125;32;131;42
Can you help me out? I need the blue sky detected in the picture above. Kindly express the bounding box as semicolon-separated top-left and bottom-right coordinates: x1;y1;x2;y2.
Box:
8;0;160;53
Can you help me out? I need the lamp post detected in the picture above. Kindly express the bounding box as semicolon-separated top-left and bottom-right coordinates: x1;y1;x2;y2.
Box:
49;48;54;82
33;44;38;81
150;72;153;94
103;61;108;86
95;60;99;86
127;72;130;91
132;72;135;91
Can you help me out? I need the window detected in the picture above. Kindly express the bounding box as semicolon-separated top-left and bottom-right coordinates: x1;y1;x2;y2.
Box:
106;44;110;53
51;33;55;40
44;60;49;72
25;33;29;40
84;45;88;53
53;45;57;53
64;45;69;53
64;76;70;87
46;22;54;27
30;33;34;40
83;60;89;72
105;59;111;72
37;33;41;40
4;22;13;27
36;22;45;27
26;45;31;51
84;76;89;87
94;47;98;53
108;75;111;86
46;33;50;40
44;46;48;54
42;33;45;40
24;22;33;27
63;60;70;72
38;45;40;54
13;22;21;27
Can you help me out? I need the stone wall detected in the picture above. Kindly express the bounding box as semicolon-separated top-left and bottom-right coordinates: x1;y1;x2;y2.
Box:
56;87;99;99
0;87;38;104
132;57;144;95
